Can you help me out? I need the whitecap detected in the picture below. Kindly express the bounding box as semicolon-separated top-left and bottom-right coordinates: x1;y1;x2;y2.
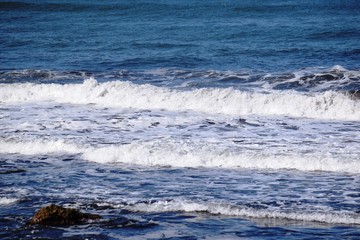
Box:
0;79;359;120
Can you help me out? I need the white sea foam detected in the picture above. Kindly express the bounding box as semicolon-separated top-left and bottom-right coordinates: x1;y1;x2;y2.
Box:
0;197;18;205
0;78;359;120
82;141;360;173
122;199;360;225
0;139;81;155
1;139;359;174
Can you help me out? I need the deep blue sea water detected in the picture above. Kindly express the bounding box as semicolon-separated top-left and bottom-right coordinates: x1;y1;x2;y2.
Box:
1;0;360;239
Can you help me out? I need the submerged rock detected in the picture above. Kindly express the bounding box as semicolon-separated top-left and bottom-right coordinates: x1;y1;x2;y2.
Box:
29;204;101;226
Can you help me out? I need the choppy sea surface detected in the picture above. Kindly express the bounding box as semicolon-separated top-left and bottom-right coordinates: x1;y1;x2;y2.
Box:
1;0;360;239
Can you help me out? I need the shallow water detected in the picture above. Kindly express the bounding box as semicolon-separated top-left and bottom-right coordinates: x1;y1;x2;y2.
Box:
1;0;360;239
1;155;360;239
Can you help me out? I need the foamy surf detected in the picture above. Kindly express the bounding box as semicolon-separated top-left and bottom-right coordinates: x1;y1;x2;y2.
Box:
0;197;18;206
1;79;359;120
1;140;359;174
83;144;360;173
0;139;81;155
119;199;360;225
2;0;360;237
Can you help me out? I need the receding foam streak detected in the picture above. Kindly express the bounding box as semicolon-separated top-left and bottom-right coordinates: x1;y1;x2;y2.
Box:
122;199;360;225
0;140;359;174
82;142;360;174
0;78;359;120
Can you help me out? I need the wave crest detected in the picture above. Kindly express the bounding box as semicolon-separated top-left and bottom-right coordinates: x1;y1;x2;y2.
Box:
1;140;359;174
1;79;359;120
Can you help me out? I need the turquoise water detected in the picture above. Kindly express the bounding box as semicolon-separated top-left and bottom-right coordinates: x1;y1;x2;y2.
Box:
1;1;360;239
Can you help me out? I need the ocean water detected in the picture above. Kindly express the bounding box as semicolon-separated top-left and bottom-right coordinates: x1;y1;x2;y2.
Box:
1;0;360;239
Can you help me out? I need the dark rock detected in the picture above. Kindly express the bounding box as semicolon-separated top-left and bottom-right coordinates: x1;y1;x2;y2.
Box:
29;204;101;226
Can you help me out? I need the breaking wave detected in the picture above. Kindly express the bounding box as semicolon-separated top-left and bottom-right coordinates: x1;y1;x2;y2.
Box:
0;139;359;174
0;78;359;120
1;66;360;91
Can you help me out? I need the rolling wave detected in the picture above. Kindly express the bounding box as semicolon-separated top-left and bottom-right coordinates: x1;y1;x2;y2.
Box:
1;66;359;92
1;78;359;120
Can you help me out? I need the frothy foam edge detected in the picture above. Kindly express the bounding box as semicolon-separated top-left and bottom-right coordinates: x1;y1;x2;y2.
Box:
120;199;360;225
